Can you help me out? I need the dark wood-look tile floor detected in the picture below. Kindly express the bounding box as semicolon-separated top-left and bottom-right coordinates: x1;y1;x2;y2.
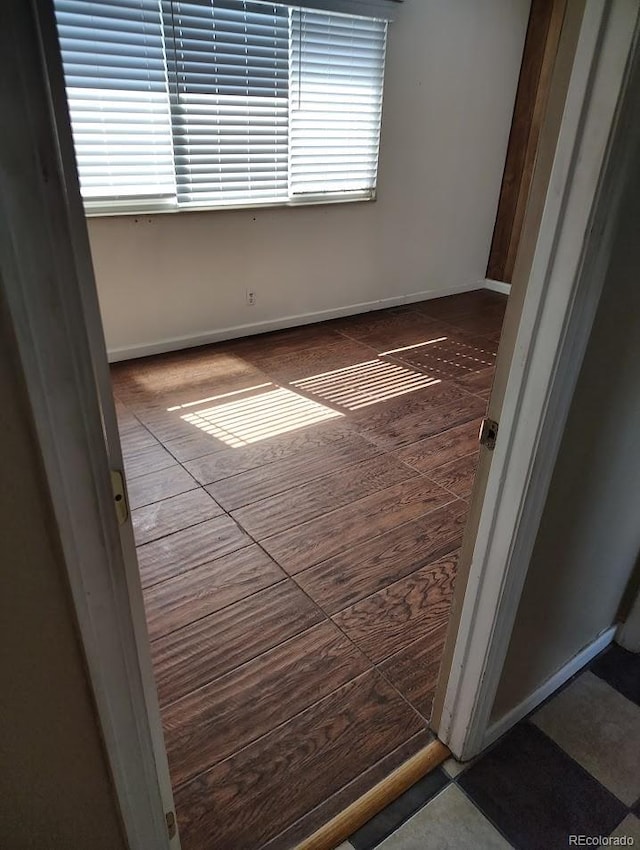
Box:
112;290;506;850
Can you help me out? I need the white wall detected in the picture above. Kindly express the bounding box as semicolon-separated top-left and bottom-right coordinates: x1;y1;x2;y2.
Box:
88;0;530;360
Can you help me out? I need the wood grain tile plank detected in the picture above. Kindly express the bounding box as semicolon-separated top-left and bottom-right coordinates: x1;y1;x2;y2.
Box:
239;337;378;383
261;729;434;850
333;307;440;347
231;454;417;539
163;621;370;787
358;393;487;450
445;305;506;338
332;552;459;663
150;580;324;706
358;321;468;354
137;515;251;588
295;500;467;614
173;670;424;850
205;434;381;511
451;331;500;355
162;429;240;463
429;453;479;500
123;443;176;479
412;291;506;321
388;332;497;380
261;476;454;575
134;408;219;444
345;381;470;432
136;390;274;445
117;411;143;434
329;305;417;333
395;419;482;474
285;359;453;419
229;324;343;360
112;349;268;409
455;367;496;395
127;464;199;511
379;622;449;720
115;401;142;423
182;419;352;483
143;545;285;641
119;421;159;456
111;306;480;850
114;397;137;425
131;489;223;546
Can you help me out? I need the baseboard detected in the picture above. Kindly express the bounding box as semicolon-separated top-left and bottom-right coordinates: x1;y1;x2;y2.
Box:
483;626;616;750
484;278;512;294
107;282;482;362
293;740;449;850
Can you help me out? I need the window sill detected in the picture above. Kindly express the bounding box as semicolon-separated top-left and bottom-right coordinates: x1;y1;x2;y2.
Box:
85;191;376;218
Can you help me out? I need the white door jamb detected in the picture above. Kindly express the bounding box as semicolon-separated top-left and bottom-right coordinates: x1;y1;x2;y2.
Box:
438;0;640;760
0;1;178;846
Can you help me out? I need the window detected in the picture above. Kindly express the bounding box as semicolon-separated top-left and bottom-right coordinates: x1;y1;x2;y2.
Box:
54;0;175;205
54;0;389;214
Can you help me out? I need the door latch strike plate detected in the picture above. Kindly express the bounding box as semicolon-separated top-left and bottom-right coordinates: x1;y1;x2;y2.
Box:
479;417;499;450
166;811;177;839
110;469;129;526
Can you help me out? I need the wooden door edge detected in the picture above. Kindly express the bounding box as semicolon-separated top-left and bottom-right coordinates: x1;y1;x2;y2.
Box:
293;740;450;850
487;0;567;284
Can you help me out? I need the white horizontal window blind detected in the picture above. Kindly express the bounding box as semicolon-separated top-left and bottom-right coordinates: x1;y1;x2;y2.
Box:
55;0;176;206
289;9;386;198
165;1;289;207
55;0;389;213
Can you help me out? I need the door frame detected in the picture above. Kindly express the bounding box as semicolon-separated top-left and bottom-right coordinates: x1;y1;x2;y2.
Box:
434;0;640;760
2;0;638;847
1;1;177;847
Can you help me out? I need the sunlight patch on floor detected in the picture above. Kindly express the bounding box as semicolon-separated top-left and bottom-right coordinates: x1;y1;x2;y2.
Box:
180;386;342;447
393;337;496;377
167;383;272;412
379;336;449;356
292;359;440;411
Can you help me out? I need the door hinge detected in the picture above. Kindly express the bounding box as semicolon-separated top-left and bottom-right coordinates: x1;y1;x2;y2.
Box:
166;811;177;840
479;417;499;450
110;469;129;526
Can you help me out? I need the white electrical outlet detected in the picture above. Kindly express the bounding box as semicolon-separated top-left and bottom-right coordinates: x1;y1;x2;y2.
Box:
246;290;256;306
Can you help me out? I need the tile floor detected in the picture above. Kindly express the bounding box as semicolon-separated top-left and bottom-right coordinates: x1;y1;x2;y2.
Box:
112;290;506;849
341;644;640;850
